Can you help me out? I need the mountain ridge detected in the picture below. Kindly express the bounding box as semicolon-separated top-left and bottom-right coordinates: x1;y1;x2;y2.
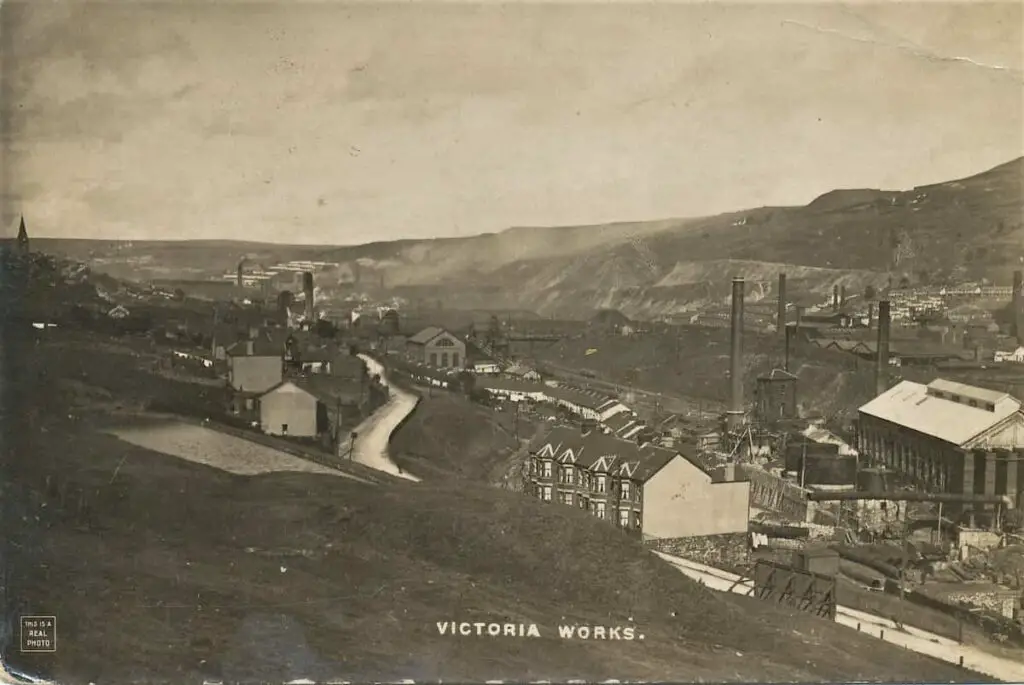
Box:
34;156;1024;318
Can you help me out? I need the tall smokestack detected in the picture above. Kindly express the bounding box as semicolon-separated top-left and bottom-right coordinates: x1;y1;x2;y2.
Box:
727;277;745;431
784;324;791;373
875;300;891;396
868;303;875;329
777;273;787;338
840;284;847;308
236;259;245;288
832;285;840;311
1013;270;1023;343
303;272;314;321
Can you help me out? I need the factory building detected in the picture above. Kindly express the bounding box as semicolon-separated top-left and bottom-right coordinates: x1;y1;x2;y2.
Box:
856;379;1024;509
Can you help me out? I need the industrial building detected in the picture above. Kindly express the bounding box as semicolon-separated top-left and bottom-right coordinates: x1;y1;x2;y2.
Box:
406;326;467;369
526;426;750;539
856;378;1024;508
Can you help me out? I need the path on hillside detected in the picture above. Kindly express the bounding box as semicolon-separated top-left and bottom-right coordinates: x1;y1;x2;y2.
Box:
654;551;1024;682
351;354;421;482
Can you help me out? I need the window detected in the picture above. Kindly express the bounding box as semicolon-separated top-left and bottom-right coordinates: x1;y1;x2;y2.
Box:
441;352;449;367
527;460;535;476
634;515;642;530
452;352;460;368
542;486;552;501
563;466;574;484
245;398;254;411
619;510;630;528
578;497;586;509
561;492;573;506
635;485;642;501
596;475;607;493
968;399;978;408
429;353;438;366
542;461;552;478
281;424;288;435
621;481;631;499
436;337;455;347
595;502;606;519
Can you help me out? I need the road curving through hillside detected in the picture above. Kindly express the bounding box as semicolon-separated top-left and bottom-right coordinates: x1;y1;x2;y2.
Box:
352;354;421;482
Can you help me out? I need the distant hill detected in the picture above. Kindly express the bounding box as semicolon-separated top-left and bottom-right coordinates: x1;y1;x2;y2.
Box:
35;157;1024;319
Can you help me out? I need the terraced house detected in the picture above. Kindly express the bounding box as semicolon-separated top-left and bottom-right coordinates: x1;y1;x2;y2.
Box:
525;426;750;539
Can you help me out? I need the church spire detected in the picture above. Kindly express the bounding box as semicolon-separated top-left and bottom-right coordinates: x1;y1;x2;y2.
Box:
16;216;29;252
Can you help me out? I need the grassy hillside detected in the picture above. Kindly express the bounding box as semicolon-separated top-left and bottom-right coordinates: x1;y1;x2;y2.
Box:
389;391;532;483
5;419;990;683
36;157;1024;319
0;305;991;682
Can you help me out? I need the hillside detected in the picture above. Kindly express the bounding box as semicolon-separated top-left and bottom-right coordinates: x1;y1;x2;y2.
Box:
34;156;1024;319
0;270;998;682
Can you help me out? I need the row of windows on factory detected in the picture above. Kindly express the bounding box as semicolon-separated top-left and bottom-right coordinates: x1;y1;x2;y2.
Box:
930;389;995;412
429;352;460;367
534;485;641;529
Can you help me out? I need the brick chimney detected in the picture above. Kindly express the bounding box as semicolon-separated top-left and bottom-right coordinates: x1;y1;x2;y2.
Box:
875;300;891;396
727;277;745;431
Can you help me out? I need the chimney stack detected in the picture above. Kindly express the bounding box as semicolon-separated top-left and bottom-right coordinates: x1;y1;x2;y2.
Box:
875;300;891;396
777;273;787;338
784;324;792;372
236;260;244;288
727;277;745;431
832;285;840;311
1013;270;1023;343
303;272;315;321
245;339;254;356
868;303;875;329
840;284;847;308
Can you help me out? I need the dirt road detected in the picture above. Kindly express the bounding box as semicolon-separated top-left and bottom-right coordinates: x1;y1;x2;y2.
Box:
654;551;1024;682
353;354;421;482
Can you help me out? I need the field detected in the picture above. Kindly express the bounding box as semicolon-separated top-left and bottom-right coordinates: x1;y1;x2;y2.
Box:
2;320;993;682
389;388;537;484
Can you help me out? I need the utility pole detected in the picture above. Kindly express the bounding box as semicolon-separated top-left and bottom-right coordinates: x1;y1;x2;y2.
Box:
349;430;358;460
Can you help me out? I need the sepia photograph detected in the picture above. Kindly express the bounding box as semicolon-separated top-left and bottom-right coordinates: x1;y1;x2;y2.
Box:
2;0;1023;683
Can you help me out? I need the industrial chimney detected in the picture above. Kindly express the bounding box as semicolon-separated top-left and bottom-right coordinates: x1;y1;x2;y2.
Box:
832;285;840;311
839;284;847;308
303;272;315;321
727;277;745;431
868;302;875;329
875;300;891;396
236;259;244;288
1013;270;1023;343
777;273;787;338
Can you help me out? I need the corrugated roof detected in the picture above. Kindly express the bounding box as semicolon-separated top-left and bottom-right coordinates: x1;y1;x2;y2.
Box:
859;380;1021;447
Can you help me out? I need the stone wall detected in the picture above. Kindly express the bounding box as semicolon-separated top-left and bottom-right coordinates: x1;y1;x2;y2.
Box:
646;533;750;575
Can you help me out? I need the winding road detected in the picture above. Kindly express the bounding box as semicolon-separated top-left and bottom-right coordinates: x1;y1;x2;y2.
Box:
351;354;421;482
655;551;1024;682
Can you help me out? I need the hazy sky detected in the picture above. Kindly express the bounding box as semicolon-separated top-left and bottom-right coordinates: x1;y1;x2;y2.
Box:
2;1;1022;245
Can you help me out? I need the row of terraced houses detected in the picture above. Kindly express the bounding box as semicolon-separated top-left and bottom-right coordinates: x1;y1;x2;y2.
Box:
524;426;751;540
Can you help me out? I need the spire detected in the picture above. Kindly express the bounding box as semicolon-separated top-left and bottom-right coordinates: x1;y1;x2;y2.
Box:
16;216;29;251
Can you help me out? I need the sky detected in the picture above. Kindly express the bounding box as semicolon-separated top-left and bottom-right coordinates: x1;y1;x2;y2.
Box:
2;1;1022;245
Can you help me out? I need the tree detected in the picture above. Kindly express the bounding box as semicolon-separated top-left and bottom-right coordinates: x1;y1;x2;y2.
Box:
457;370;476;395
173;288;186;301
864;285;877;301
898;276;911;289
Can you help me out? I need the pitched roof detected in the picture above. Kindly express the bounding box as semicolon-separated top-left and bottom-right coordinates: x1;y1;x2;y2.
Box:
262;376;364;405
408;326;445;345
531;426;697;481
478;378;547;393
603;412;635;432
226;338;283;357
859;379;1022;447
546;386;614;411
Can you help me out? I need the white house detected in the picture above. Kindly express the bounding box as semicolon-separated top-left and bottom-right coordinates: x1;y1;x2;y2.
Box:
472;360;502;374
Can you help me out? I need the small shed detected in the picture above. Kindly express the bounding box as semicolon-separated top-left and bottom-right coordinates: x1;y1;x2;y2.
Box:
791;547;840;577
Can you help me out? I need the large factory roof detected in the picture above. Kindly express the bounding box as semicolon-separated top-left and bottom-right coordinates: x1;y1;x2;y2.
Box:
859;379;1022;447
